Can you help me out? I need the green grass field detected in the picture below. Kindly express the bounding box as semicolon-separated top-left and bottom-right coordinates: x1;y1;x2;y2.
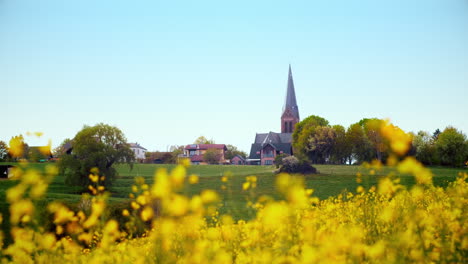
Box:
0;162;464;221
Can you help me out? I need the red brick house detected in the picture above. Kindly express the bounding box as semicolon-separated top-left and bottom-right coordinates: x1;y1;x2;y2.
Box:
182;144;227;165
231;154;246;165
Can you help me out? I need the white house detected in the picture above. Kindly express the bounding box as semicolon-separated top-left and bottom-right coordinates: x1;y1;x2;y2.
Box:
129;143;147;160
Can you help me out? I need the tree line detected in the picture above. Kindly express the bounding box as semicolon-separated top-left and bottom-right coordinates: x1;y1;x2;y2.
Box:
292;115;468;167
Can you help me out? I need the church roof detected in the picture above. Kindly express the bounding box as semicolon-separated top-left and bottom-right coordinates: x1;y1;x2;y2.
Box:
254;132;292;144
249;131;293;159
282;64;300;120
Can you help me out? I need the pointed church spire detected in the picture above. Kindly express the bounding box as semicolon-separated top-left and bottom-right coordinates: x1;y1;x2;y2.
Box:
283;64;299;120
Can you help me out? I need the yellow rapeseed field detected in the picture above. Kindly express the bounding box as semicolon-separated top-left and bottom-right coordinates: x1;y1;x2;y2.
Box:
1;122;467;263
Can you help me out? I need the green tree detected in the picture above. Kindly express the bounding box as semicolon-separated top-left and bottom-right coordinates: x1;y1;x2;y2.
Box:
346;123;373;164
225;144;247;160
412;131;439;165
194;136;215;144
306;126;336;164
330;125;351;164
59;123;134;187
435;127;468;167
203;149;222;164
0;140;8;161
292;115;329;162
359;118;387;161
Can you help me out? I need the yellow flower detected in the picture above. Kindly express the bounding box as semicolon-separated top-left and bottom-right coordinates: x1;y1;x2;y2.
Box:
89;174;99;183
10;199;34;225
170;165;186;189
201;190;219;204
122;209;130;217
167;195;189;217
189;174;199;184
140;206;154;221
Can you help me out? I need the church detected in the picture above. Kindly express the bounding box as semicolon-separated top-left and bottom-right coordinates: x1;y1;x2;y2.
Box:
248;65;300;165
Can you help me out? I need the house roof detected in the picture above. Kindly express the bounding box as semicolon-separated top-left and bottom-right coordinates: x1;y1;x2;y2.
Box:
184;144;226;150
190;154;204;162
129;143;147;150
232;155;246;161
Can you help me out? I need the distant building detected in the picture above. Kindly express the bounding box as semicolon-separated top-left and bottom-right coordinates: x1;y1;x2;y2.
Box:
248;65;300;165
129;143;147;161
182;144;227;165
231;154;246;165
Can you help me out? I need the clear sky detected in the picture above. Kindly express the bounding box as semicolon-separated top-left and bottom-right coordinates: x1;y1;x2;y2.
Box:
1;0;467;153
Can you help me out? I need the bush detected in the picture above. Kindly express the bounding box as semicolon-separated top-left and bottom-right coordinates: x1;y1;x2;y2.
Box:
278;156;317;174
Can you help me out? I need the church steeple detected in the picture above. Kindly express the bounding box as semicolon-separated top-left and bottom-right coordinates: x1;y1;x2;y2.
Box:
281;65;300;133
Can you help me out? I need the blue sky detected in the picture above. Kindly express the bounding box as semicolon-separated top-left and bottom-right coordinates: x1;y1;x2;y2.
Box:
1;0;467;153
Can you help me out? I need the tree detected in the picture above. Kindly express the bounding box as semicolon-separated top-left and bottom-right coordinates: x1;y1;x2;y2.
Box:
432;129;441;140
203;148;222;164
59;123;134;187
330;125;351;164
194;136;215;144
225;144;247;160
346;123;373;164
306;126;336;164
412;131;439;165
292;115;330;161
360;118;387;161
0;141;8;161
435;127;468;167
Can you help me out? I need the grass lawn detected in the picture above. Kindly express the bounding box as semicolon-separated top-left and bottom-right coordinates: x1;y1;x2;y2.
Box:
0;162;465;221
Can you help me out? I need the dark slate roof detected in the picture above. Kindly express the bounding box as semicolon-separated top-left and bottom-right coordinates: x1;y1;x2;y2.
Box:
254;132;292;144
249;132;293;159
282;65;300;120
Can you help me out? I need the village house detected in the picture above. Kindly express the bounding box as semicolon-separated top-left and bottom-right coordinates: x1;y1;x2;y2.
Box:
182;144;227;165
231;154;246;165
129;143;147;161
248;65;300;165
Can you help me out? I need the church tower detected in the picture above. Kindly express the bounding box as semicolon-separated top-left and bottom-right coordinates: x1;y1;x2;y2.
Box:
281;65;300;133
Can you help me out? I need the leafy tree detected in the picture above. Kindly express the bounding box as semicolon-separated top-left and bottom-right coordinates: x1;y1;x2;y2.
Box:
330;125;351;164
169;145;184;163
292;115;329;162
435;127;468;167
412;131;439;165
0;140;8;161
59;123;134;187
203;149;222;164
346;123;373;164
194;136;215;144
360;118;387;161
225;144;247;160
432;129;441;140
306;126;336;164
